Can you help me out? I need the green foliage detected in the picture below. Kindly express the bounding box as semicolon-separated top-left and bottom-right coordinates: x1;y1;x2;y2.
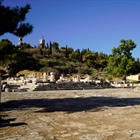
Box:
77;67;92;75
67;47;74;54
133;58;140;74
70;49;81;61
52;42;59;50
84;52;108;69
65;45;69;58
107;75;113;81
49;41;52;55
107;39;136;77
22;43;32;49
84;52;96;66
52;51;64;59
0;39;15;62
0;1;33;37
0;37;139;77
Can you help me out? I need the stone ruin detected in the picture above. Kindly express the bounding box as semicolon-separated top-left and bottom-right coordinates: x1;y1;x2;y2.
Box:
2;72;114;92
1;71;140;92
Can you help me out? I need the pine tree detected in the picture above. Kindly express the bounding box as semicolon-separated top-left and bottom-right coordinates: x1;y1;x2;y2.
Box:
0;1;33;37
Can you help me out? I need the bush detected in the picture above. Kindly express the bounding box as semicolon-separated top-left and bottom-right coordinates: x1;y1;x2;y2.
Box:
107;75;113;81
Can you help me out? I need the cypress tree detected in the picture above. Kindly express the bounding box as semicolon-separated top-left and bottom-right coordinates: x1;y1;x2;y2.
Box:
49;41;52;55
65;45;68;58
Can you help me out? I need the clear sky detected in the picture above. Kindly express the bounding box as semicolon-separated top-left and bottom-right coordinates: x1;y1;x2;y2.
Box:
1;0;140;58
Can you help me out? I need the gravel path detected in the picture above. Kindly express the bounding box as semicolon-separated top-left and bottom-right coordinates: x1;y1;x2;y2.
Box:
0;88;140;140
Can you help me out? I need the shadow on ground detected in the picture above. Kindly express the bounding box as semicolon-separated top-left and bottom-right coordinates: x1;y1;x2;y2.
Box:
1;96;140;113
0;117;27;128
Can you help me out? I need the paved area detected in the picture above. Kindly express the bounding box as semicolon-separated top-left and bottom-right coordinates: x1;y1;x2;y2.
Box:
0;88;140;140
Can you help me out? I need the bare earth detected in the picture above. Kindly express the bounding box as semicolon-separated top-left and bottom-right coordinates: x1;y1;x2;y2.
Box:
0;88;140;140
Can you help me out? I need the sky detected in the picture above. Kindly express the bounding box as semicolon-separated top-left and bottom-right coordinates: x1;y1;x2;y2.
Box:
1;0;140;58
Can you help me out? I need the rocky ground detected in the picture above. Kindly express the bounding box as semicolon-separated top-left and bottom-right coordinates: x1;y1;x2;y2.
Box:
0;88;140;140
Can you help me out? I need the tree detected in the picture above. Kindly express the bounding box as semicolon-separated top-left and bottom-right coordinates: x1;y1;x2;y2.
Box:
52;42;59;50
21;43;32;49
70;49;81;61
84;52;96;67
133;58;140;74
66;47;74;55
65;45;68;58
49;41;52;55
0;0;33;37
0;39;15;62
107;39;136;78
98;52;109;67
46;43;49;48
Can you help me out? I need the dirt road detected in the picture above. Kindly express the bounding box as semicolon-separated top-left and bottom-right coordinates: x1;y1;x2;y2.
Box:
0;88;140;140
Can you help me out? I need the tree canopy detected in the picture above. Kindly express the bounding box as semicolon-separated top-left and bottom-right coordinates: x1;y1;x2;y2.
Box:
107;39;136;78
0;0;33;37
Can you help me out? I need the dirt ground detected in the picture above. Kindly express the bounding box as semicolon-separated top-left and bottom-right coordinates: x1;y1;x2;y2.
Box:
0;88;140;140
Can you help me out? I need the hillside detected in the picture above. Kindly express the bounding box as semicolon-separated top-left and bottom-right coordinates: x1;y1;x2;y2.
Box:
0;39;140;81
0;44;109;79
